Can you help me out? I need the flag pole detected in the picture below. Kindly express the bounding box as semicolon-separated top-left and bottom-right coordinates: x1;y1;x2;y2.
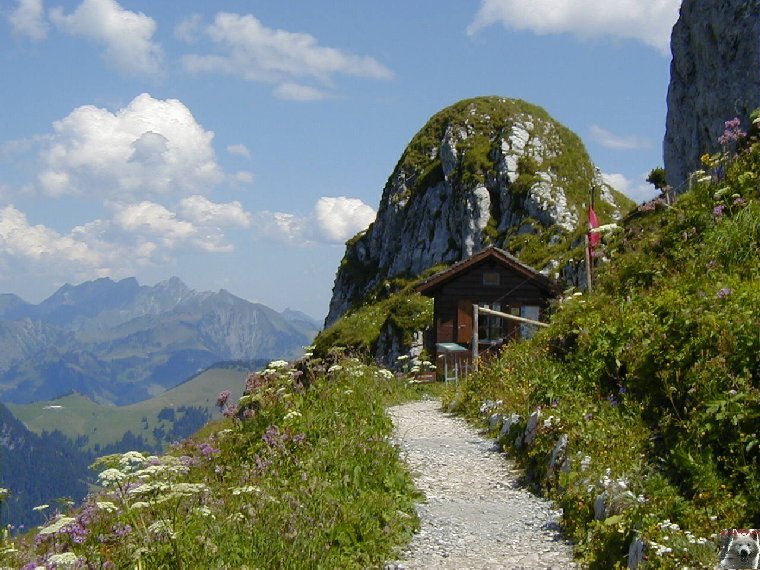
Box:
585;234;592;292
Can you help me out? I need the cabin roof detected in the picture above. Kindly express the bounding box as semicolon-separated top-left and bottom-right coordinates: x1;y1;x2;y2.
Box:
416;246;559;297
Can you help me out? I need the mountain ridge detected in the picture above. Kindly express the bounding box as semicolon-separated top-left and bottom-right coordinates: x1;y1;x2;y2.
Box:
0;277;319;405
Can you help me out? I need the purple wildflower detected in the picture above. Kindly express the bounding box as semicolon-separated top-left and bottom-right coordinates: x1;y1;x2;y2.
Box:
198;442;220;457
262;425;283;448
254;455;272;475
607;394;619;407
222;404;239;419
292;433;306;445
66;521;88;544
216;390;231;409
112;523;132;538
733;196;747;206
717;288;733;299
713;204;726;217
718;117;746;145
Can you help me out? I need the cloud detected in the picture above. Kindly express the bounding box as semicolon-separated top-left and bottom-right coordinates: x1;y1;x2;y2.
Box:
38;93;223;199
233;171;253;184
274;82;330;102
0;197;248;287
467;0;680;54
589;125;651;150
0;204;104;270
181;12;393;97
226;144;251;159
50;0;163;76
9;0;48;41
174;13;202;43
179;195;251;227
253;196;376;245
602;172;658;203
113;201;196;246
313;196;376;243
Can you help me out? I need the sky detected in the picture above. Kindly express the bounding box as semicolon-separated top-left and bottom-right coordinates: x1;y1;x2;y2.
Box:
0;0;682;320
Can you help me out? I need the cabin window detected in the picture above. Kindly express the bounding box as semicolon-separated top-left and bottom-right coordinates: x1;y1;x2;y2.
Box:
520;305;541;339
477;302;506;341
482;272;500;286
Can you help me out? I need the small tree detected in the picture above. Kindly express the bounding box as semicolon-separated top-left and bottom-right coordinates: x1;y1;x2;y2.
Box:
647;167;673;204
646;167;668;192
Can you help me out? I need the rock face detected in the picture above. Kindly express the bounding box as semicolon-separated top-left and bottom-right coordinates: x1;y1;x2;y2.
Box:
664;0;760;191
325;97;630;327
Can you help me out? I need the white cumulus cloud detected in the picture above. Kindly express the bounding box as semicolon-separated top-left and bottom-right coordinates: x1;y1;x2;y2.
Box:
37;93;223;199
9;0;48;41
467;0;680;54
602;172;658;203
253;196;376;245
179;195;251;227
0;205;101;265
113;201;196;244
181;12;393;98
313;196;376;243
50;0;163;76
589;125;651;150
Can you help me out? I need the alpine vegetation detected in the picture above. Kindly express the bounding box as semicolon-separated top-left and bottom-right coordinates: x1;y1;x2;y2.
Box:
444;113;760;568
0;355;421;569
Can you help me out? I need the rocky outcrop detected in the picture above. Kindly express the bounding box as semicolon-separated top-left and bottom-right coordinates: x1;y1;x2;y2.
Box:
664;0;760;190
326;97;631;327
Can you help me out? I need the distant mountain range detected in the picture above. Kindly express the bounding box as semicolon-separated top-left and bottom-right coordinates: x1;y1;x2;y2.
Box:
0;277;320;405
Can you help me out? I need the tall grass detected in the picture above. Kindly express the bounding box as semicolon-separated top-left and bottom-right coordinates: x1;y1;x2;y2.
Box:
444;132;760;568
0;357;423;569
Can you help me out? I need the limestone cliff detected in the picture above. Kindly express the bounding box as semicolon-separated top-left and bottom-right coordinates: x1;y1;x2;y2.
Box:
664;0;760;190
325;97;631;327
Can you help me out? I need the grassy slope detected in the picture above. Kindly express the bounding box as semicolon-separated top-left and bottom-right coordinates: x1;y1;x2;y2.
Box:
443;134;760;568
1;358;428;569
7;367;248;449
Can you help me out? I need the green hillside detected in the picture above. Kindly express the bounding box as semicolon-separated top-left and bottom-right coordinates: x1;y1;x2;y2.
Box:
8;366;249;450
443;123;760;567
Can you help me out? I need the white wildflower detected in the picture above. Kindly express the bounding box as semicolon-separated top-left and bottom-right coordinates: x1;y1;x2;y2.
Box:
170;483;207;496
96;501;118;513
32;504;49;512
98;468;127;486
38;516;76;536
195;506;214;519
284;410;302;421
119;451;146;469
47;552;80;567
267;360;289;370
148;520;176;540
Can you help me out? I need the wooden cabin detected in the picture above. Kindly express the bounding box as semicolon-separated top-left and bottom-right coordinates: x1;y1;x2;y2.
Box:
416;246;559;376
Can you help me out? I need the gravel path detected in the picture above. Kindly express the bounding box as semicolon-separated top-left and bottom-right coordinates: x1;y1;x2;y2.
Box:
385;398;578;570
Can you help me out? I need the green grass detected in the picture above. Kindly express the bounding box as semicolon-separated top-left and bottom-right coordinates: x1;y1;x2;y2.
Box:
7;366;249;450
0;358;426;569
442;134;760;568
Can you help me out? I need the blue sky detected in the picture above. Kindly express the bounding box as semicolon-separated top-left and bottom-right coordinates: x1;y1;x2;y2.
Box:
1;0;681;320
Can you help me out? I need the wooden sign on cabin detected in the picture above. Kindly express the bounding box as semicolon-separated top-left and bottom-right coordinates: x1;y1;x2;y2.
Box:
416;246;560;366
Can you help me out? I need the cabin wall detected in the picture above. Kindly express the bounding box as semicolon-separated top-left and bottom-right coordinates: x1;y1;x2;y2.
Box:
431;264;552;347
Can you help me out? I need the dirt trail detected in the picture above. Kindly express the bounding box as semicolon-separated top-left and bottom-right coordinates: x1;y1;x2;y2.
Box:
385;398;578;570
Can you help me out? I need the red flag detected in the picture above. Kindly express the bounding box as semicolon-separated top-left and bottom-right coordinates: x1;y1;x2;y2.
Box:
588;206;601;248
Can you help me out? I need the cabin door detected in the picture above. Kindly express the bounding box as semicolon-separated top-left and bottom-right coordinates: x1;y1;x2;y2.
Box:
456;299;473;344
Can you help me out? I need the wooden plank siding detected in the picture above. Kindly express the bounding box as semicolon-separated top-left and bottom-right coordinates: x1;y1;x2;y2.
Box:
417;247;560;368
